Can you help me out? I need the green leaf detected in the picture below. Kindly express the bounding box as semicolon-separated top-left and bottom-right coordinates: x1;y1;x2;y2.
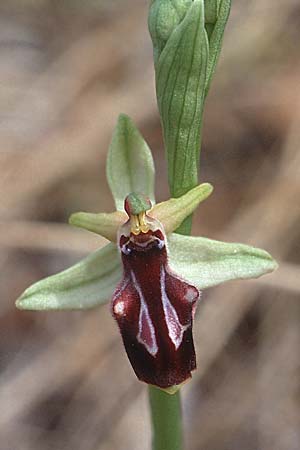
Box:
16;244;122;310
106;114;155;211
149;0;209;198
69;210;126;242
150;183;213;234
168;233;278;289
205;0;231;95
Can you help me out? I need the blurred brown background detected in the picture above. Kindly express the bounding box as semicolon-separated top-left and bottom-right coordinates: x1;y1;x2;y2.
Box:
0;1;299;449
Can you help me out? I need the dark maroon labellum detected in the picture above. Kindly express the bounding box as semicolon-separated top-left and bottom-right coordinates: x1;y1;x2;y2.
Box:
111;198;199;391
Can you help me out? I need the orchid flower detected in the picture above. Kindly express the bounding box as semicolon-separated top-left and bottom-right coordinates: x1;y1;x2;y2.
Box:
16;114;277;394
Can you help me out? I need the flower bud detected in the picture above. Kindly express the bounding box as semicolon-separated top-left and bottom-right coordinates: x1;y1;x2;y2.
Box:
148;0;192;65
148;0;231;201
148;0;209;200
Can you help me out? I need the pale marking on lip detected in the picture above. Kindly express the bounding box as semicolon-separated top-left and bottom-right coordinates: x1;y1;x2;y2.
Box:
113;278;130;301
185;287;198;302
131;271;158;357
160;267;188;350
112;278;130;316
129;235;165;248
114;301;125;315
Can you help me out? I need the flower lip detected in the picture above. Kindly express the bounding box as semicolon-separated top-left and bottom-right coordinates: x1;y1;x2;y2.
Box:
112;214;199;389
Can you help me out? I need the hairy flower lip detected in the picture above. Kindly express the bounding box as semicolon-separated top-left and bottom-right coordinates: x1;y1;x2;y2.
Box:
112;211;199;390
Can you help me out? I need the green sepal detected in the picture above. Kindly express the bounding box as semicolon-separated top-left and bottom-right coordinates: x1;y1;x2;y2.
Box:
205;0;231;95
168;233;278;289
16;244;122;310
106;114;155;211
150;183;213;234
69;210;126;242
149;0;209;198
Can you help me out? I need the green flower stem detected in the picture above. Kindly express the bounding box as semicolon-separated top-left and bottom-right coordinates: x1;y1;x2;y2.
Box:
149;386;183;450
148;1;232;448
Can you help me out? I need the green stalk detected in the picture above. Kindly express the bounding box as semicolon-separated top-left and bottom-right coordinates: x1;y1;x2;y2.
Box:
149;386;183;450
148;0;200;444
148;2;231;449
